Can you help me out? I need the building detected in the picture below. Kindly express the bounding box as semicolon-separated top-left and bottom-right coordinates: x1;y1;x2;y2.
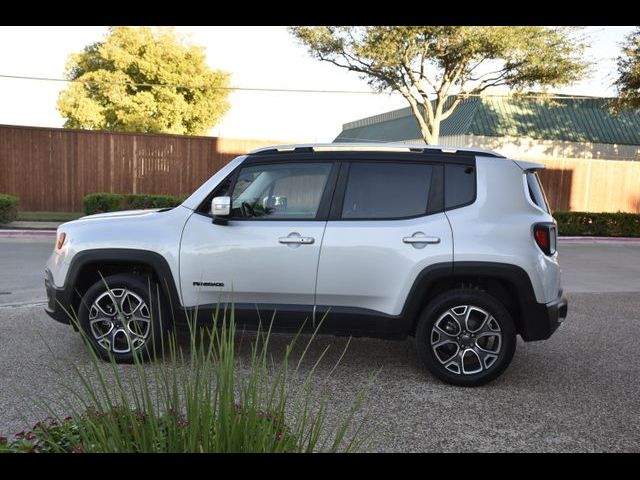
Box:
334;95;640;161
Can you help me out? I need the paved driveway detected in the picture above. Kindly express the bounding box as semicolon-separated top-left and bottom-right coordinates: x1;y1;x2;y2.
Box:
0;237;639;451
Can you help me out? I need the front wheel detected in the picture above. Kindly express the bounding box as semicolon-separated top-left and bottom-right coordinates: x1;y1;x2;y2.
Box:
415;289;517;387
78;273;167;363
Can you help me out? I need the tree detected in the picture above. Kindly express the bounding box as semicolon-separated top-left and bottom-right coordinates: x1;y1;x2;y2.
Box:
614;27;640;111
291;26;588;144
57;26;230;135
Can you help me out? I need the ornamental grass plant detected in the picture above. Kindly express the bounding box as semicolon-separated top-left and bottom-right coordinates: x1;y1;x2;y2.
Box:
1;282;375;453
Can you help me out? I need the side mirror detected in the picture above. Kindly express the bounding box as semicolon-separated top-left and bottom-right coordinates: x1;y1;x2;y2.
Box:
211;196;231;225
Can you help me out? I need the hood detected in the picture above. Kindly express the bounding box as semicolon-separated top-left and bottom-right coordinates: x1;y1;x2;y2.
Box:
76;208;164;221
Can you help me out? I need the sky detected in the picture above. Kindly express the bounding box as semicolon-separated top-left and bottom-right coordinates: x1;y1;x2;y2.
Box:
0;26;635;143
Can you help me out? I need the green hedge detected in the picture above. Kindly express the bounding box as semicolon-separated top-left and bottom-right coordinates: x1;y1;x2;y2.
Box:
84;193;184;215
554;211;640;237
0;194;19;224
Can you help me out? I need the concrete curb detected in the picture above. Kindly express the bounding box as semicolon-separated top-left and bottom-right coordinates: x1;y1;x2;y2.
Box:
0;226;58;231
559;236;640;243
1;221;62;231
0;229;56;238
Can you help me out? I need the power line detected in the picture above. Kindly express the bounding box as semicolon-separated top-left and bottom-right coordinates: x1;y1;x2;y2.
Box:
0;73;616;100
0;74;385;95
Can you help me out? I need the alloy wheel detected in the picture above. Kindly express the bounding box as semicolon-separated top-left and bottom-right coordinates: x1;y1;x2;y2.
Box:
88;288;152;354
430;305;502;375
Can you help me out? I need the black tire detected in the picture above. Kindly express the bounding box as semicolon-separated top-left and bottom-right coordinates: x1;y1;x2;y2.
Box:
78;273;168;363
415;289;516;387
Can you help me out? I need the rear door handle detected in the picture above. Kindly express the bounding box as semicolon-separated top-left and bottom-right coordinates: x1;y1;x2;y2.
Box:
403;233;440;245
279;232;315;245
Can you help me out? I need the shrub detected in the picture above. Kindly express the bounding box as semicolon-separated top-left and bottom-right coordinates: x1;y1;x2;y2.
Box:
0;194;19;224
84;193;183;215
1;287;373;453
83;193;124;215
554;211;640;237
123;194;181;210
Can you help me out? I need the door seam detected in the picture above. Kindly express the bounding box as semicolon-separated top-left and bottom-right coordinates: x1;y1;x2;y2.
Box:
312;220;329;329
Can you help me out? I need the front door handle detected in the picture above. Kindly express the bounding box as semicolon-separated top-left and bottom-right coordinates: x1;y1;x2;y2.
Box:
403;232;440;245
279;232;315;245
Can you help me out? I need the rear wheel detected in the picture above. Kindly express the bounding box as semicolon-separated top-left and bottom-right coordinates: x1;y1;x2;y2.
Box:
78;273;168;363
415;289;516;387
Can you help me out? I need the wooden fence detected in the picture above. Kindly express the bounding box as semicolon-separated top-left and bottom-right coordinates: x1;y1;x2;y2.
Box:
1;124;639;213
535;157;640;213
0;124;289;212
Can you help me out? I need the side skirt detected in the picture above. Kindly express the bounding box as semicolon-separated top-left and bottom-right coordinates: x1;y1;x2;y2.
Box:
173;303;411;340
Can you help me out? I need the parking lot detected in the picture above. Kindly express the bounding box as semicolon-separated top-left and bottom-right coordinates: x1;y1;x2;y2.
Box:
1;236;639;452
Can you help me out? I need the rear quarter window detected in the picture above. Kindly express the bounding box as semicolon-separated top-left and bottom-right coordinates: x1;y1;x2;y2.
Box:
526;171;550;213
445;163;476;210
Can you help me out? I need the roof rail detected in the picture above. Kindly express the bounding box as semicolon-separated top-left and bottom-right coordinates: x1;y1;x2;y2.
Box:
248;143;505;158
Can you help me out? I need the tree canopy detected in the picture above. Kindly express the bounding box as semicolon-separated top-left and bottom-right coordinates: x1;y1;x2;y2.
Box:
614;27;640;111
291;26;589;144
57;26;230;135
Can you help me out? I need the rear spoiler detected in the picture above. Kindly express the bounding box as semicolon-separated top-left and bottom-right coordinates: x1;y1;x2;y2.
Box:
512;160;545;171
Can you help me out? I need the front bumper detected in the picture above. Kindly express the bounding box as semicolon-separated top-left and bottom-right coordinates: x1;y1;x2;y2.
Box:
520;290;568;341
44;268;71;325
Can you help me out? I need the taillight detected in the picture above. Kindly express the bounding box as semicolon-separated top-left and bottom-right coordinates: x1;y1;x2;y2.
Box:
533;223;556;255
56;232;67;250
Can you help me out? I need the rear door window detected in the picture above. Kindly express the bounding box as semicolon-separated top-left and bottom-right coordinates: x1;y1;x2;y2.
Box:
341;162;437;220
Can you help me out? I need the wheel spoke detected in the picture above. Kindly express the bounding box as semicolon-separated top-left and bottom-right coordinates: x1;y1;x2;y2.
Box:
432;340;459;365
90;302;113;320
474;344;499;369
111;328;131;354
121;291;143;316
461;348;483;375
433;324;459;342
104;288;125;316
444;359;461;374
465;307;490;333
89;319;114;339
126;317;150;342
434;311;462;338
476;316;501;336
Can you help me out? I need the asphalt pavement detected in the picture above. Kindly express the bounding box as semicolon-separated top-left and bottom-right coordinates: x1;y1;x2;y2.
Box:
0;238;53;306
0;237;639;451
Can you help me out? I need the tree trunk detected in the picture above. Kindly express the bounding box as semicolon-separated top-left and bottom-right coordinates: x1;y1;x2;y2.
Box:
430;120;440;145
419;118;440;145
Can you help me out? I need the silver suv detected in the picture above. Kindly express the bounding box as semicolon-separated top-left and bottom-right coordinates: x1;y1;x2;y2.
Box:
44;144;568;386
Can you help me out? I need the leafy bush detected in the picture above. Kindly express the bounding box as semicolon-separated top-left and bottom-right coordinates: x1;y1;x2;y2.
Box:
0;194;19;224
83;193;124;215
84;193;183;215
554;211;640;237
1;289;373;453
123;194;181;210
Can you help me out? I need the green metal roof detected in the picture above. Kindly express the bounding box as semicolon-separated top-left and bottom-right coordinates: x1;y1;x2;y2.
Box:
335;95;640;145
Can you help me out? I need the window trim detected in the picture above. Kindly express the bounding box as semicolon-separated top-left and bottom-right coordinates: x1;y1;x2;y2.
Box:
196;159;339;222
195;169;239;217
329;160;444;222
